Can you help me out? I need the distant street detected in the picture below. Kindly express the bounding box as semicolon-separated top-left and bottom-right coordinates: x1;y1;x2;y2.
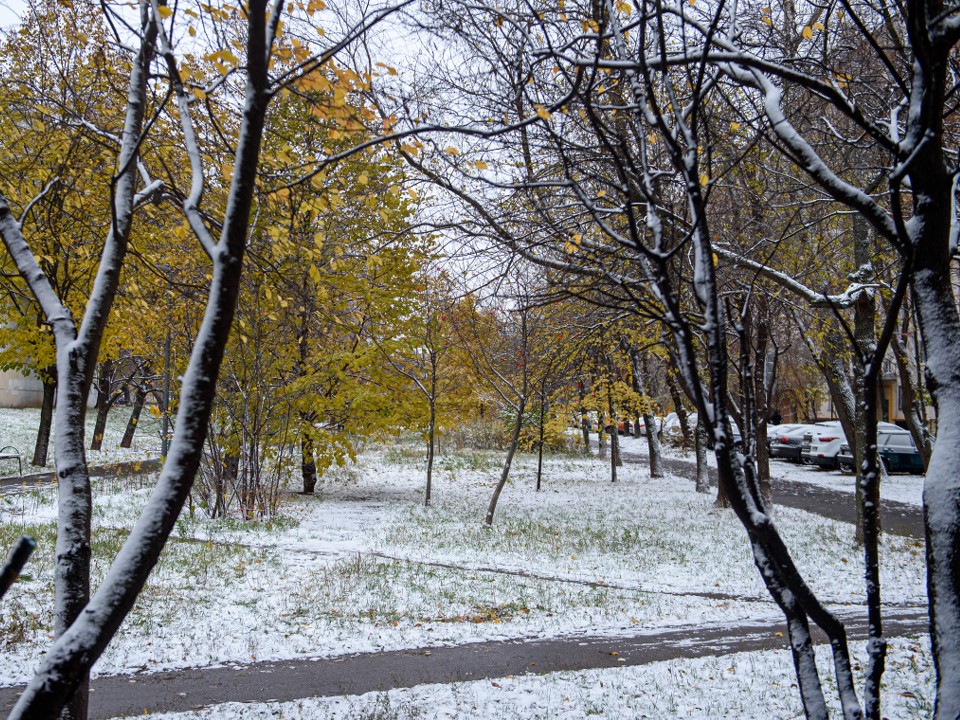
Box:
615;444;924;538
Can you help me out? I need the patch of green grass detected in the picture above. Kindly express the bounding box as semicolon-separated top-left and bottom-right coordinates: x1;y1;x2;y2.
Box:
0;517;272;650
282;553;626;631
436;450;500;473
382;501;689;570
384;445;425;466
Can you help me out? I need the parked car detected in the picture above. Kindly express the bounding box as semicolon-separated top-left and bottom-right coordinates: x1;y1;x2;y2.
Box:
636;416;664;436
879;431;925;473
837;442;855;473
663;411;744;448
663;411;696;439
616;419;633;435
832;425;920;473
768;424;815;462
800;421;845;467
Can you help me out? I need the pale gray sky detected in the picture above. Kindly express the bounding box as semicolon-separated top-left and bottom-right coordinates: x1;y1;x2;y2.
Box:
0;0;24;29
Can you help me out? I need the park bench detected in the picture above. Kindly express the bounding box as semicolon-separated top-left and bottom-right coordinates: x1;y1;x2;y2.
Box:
0;446;22;476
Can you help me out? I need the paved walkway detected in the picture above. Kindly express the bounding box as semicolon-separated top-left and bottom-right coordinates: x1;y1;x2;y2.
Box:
0;458;162;495
617;448;924;538
0;608;928;719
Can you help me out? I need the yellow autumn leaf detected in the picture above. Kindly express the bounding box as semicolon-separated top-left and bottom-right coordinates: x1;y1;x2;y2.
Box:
157;5;173;18
444;147;459;155
193;88;206;100
475;160;488;170
802;26;813;39
358;173;369;186
813;21;824;30
699;173;709;187
762;16;772;25
597;189;607;198
730;121;740;131
534;105;552;121
712;252;719;266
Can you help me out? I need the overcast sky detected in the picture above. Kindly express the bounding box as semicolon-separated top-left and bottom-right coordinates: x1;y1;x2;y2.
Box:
0;0;23;29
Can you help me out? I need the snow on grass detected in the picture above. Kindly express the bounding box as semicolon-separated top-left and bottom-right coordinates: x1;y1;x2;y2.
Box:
118;635;934;720
0;433;926;687
0;405;162;473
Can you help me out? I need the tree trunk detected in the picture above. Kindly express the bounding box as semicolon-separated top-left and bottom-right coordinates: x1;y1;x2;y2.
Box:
53;354;93;720
577;380;591;452
632;350;664;478
852;217;876;545
300;433;317;495
890;321;933;469
90;360;114;451
605;370;622;471
696;420;711;496
667;370;693;448
425;396;436;506
535;390;545;491
912;258;960;719
119;385;147;449
608;424;619;482
485;401;524;526
89;402;110;453
644;411;664;478
32;368;55;467
751;301;772;504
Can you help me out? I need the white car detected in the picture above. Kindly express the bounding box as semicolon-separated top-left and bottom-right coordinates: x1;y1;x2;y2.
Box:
801;421;845;468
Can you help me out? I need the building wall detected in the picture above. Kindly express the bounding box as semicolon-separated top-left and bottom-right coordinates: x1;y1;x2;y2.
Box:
0;368;43;408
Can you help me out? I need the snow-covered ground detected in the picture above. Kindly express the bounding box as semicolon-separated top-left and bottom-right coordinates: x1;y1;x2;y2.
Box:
0;415;933;717
0;406;163;471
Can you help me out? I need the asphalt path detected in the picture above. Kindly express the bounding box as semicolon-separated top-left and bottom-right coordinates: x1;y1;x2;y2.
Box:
0;608;928;719
615;446;924;539
0;458;162;495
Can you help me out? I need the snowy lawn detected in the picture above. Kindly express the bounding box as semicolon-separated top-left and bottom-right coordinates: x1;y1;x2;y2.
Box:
0;405;163;473
1;434;927;687
115;634;934;719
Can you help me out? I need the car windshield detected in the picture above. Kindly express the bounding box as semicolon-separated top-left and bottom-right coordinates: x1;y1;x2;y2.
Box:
880;432;917;451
